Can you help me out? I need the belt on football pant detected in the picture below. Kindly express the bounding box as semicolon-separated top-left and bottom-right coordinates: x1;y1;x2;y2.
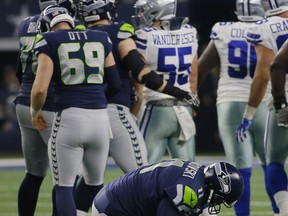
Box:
147;99;190;106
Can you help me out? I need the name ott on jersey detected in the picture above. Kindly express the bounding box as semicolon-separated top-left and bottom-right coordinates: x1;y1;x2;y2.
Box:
152;32;195;46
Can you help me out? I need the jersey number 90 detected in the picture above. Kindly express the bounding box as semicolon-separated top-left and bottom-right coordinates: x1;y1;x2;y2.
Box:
228;40;256;79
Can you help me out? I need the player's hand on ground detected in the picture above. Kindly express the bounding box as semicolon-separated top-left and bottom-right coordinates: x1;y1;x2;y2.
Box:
32;112;47;130
236;118;252;143
183;92;200;107
275;106;288;127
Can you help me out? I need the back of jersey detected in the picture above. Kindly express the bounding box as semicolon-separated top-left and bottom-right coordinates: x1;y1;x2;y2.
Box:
16;15;54;110
34;29;113;111
90;22;134;108
135;23;198;102
211;21;271;104
247;16;288;93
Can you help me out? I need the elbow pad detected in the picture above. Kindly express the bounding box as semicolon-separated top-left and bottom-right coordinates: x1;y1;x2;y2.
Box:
122;49;146;80
141;71;164;91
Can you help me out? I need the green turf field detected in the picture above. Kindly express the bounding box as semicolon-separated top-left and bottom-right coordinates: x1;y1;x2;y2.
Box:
0;167;275;216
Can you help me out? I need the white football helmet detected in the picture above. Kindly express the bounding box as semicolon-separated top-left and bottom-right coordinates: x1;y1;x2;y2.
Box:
235;0;265;22
131;0;177;29
263;0;288;16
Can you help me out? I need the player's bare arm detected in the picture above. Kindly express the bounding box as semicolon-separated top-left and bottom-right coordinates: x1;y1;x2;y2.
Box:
190;54;198;94
247;45;274;108
198;40;220;86
30;53;53;129
270;41;288;98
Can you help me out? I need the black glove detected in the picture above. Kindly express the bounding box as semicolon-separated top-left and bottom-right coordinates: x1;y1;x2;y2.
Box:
181;91;200;107
163;84;200;107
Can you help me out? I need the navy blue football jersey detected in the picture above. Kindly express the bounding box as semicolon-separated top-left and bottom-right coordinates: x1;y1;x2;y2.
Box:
89;22;135;108
15;15;55;111
103;159;205;216
34;29;113;111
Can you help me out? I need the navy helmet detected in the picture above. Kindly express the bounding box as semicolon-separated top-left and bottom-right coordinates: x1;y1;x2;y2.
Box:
203;162;244;214
38;0;57;11
80;0;117;23
37;5;75;33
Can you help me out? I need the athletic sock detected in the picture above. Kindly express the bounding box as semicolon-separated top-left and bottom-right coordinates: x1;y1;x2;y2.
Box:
262;165;279;214
55;185;76;216
234;168;251;216
267;163;288;193
18;173;44;216
52;175;79;216
75;178;103;212
267;163;288;215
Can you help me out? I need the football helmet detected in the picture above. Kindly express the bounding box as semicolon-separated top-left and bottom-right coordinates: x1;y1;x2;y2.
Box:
38;0;57;11
80;0;117;23
263;0;288;16
58;0;78;18
203;162;244;214
37;5;75;33
131;0;177;29
235;0;265;22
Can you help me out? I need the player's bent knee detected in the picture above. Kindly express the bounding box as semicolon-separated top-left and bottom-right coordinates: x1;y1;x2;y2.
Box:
92;204;107;216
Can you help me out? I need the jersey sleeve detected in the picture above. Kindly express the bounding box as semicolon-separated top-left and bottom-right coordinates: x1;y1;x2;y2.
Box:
33;33;53;59
246;19;277;52
210;22;221;41
164;183;203;216
117;22;135;40
134;28;149;59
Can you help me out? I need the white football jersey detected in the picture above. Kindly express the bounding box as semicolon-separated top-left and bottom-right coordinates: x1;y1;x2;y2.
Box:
211;21;271;104
246;16;288;95
135;23;198;102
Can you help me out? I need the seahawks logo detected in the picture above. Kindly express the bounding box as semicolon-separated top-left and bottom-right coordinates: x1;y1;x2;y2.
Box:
215;163;231;194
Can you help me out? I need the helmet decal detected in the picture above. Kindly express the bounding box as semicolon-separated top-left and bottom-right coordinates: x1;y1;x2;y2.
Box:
215;163;231;194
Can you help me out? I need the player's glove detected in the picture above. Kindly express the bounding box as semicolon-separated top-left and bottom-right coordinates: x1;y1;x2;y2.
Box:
274;96;288;127
236;118;252;143
182;91;200;107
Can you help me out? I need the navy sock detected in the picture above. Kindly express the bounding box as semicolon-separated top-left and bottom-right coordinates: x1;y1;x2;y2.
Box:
52;186;58;216
234;168;251;216
267;163;288;193
55;185;76;216
52;175;79;216
262;165;279;213
18;173;44;216
74;178;103;212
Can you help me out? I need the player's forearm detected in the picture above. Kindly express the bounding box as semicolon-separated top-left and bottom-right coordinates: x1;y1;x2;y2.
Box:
31;87;47;112
247;78;269;108
270;63;286;97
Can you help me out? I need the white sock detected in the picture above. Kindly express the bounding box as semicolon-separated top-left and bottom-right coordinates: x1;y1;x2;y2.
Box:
76;209;88;216
274;191;288;215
